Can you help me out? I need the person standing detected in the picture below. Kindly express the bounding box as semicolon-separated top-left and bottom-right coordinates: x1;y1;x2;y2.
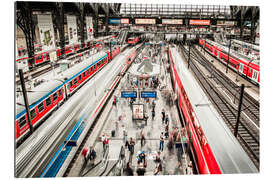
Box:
159;132;165;152
136;163;146;176
124;162;134;176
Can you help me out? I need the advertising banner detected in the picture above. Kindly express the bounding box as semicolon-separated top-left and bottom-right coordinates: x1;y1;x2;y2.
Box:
132;104;144;120
189;19;210;25
86;16;94;40
67;15;78;44
162;19;183;25
135;18;156;24
37;14;56;50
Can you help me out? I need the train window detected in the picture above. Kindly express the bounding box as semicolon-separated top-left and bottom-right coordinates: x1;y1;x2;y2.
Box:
58;89;62;97
18;116;27;129
253;71;258;79
30;109;36;119
74;78;77;84
46;97;51;107
69;81;73;88
239;64;243;71
38;103;44;113
83;72;86;78
53;93;58;101
79;75;82;81
43;54;46;59
87;69;90;75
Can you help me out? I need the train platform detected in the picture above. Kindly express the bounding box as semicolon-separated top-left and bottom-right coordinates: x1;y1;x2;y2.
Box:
195;45;259;102
67;45;193;177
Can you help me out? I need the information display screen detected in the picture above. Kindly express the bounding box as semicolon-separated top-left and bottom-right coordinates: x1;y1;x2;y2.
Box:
121;91;137;98
135;18;156;24
121;18;129;24
189;19;210;25
162;19;183;25
141;91;157;98
217;20;237;26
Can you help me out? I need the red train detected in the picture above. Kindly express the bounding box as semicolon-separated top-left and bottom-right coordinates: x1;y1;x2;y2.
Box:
168;46;258;174
128;36;139;45
16;35;114;69
199;39;260;85
16;46;122;143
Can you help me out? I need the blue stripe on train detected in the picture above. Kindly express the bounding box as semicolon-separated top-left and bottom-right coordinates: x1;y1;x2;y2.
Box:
40;114;86;177
16;54;108;119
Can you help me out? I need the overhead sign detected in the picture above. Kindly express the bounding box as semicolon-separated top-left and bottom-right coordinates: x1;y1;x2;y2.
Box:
121;18;129;24
121;91;137;98
37;14;56;50
67;15;78;44
86;16;94;40
189;19;210;26
109;18;121;24
135;18;156;24
217;20;237;26
162;19;183;25
141;91;157;98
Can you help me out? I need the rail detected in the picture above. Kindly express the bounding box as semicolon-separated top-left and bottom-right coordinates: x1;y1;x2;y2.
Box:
178;42;259;169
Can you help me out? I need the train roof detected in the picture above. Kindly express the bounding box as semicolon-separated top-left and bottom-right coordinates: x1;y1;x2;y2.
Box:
15;49;112;119
170;46;258;173
16;80;63;118
205;39;260;66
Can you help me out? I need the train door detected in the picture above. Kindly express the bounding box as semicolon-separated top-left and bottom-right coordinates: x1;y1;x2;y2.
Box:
239;63;244;74
216;51;220;60
252;70;259;83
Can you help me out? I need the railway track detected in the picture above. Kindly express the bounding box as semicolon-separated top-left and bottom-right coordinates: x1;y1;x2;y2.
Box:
193;45;260;128
178;43;260;169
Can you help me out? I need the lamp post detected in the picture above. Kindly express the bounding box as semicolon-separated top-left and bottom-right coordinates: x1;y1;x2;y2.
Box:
226;37;231;74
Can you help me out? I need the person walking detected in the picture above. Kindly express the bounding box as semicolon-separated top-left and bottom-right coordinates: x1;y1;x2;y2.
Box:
161;109;165;124
129;137;135;154
152;109;155;120
140;129;145;147
123;128;129;148
159;132;165;152
165;114;169;125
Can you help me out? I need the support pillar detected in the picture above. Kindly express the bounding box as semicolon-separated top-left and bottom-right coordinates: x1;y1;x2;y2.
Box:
53;2;65;59
16;2;35;68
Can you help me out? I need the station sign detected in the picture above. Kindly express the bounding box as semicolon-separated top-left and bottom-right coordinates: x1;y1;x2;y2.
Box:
109;18;121;24
121;91;137;98
135;18;156;24
162;19;183;25
141;91;157;98
217;20;237;26
189;19;210;26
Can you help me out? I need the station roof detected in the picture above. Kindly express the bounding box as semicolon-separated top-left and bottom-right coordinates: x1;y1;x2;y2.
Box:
119;4;232;18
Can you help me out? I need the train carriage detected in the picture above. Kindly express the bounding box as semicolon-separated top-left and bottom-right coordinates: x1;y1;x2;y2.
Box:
168;46;258;174
15;46;122;143
199;39;260;85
